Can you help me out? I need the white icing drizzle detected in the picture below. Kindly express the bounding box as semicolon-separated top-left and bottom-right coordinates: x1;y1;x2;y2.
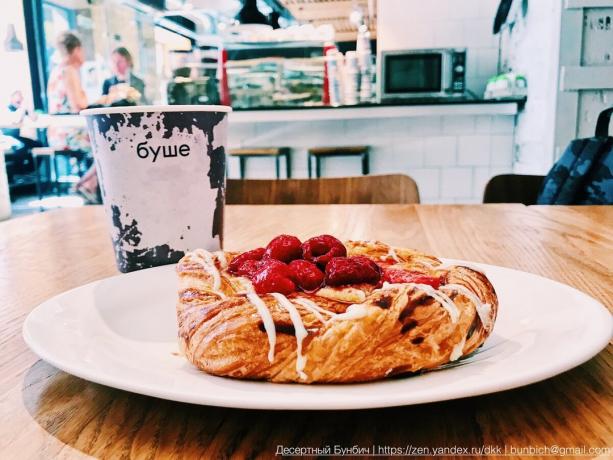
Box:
450;336;466;361
331;303;370;321
235;277;255;294
293;297;336;323
442;283;493;332
246;293;276;363
380;246;400;262
195;250;223;292
429;260;487;276
271;293;309;380
382;282;459;323
412;283;459;323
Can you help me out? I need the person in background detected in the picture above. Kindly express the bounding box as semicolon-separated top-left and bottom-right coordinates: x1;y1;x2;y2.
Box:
3;90;41;152
47;32;97;201
101;47;145;104
47;31;90;153
1;90;41;180
75;47;145;204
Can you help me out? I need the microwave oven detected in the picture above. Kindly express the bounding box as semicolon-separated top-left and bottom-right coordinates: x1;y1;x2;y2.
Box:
378;48;466;100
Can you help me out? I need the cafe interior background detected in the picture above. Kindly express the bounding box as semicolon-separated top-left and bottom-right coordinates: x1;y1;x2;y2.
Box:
0;0;611;216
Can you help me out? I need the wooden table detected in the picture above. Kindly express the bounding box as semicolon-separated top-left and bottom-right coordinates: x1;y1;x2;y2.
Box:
0;205;611;459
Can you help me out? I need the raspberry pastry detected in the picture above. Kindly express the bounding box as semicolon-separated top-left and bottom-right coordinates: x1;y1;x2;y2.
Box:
176;235;498;383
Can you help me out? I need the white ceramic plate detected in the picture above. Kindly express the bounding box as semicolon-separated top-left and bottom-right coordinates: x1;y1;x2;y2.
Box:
23;260;612;410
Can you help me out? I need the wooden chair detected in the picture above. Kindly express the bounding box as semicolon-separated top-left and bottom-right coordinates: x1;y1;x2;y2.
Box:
483;174;545;205
226;174;420;205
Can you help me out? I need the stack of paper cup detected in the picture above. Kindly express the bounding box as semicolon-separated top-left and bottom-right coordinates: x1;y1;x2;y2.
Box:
326;51;343;107
344;51;359;105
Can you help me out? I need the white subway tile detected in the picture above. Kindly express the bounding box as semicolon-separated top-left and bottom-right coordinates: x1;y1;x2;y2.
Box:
421;196;445;204
476;48;499;77
344;118;382;144
490;116;516;134
424;136;457;166
472;166;492;199
474;115;492;133
490;165;514;177
409;168;440;199
463;19;498;48
441;168;473;198
454;197;482;204
458;135;491;166
319;156;362;177
228;124;256;147
379;118;410;140
490;135;515;166
442;116;475;134
406;117;443;136
466;51;479;79
226;156;241;179
513;161;549;175
393;138;424;167
433;20;465;47
406;22;437;48
371;146;399;173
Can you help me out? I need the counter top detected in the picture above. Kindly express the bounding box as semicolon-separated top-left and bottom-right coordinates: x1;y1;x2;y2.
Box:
233;96;526;112
229;97;525;123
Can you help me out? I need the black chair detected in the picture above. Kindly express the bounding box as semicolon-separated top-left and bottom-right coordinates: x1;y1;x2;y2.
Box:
483;174;545;205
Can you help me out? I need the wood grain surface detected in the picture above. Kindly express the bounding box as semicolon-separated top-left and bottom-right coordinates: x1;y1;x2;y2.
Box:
0;205;611;459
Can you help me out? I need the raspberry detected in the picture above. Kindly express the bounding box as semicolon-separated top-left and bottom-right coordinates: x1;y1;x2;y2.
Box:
235;259;261;278
264;234;302;262
252;260;296;295
383;268;442;289
289;259;325;291
325;256;381;286
228;247;265;276
255;258;289;273
302;234;347;268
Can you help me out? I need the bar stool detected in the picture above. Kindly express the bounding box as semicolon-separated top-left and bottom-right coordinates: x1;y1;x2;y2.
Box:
31;147;56;201
229;147;291;179
307;146;370;178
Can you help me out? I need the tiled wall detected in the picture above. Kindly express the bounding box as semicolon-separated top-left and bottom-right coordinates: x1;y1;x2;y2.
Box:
377;0;500;97
227;115;516;204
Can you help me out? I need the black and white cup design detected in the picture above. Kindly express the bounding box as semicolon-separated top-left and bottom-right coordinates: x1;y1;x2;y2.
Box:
81;105;231;273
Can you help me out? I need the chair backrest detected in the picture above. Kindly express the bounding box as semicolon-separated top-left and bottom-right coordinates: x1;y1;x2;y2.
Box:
483;174;545;205
226;175;420;205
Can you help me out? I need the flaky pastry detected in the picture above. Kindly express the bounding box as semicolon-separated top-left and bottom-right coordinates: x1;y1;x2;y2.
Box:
176;237;498;383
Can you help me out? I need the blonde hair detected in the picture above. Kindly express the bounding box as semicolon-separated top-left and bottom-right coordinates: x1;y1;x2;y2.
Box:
56;31;81;56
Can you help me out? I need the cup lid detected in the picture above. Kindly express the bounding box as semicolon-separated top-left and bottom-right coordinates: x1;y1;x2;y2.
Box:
80;104;232;116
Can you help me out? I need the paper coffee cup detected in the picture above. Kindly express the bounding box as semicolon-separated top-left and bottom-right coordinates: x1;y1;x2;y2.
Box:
81;105;231;273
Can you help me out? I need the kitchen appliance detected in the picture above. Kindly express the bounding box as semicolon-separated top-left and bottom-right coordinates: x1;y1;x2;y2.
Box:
378;48;466;100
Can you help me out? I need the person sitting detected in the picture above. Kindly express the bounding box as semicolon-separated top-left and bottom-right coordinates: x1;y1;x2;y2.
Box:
101;47;145;105
1;90;41;182
47;32;97;201
75;47;146;204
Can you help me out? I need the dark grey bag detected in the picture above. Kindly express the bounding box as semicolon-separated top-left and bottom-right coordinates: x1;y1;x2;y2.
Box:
537;107;613;205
